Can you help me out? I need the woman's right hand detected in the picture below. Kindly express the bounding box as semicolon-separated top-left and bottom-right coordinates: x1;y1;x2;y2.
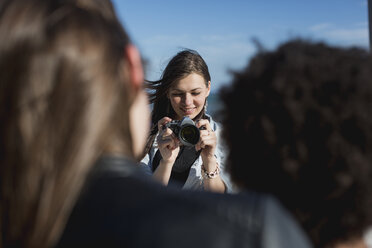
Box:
156;117;180;165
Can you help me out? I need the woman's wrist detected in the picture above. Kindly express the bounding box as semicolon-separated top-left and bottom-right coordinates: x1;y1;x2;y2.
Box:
159;158;174;167
153;158;174;185
202;162;220;179
201;154;218;171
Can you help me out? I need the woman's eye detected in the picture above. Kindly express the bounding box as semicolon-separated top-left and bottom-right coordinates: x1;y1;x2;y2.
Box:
192;92;201;96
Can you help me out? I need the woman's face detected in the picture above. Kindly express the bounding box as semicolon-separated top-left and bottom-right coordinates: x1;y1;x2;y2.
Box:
168;73;210;120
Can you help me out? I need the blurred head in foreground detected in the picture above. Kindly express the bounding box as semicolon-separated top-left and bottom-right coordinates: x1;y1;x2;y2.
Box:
221;39;372;248
0;0;148;246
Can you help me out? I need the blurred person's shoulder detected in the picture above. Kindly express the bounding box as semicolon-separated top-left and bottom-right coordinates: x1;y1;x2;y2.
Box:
57;156;312;248
181;190;313;248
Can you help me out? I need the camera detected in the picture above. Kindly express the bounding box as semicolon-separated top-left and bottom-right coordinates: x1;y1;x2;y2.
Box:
164;117;200;146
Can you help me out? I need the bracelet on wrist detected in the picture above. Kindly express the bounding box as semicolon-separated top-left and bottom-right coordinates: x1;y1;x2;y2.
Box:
202;163;220;179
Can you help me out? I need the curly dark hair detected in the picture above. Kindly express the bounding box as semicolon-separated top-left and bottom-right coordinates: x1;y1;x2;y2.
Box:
220;39;372;248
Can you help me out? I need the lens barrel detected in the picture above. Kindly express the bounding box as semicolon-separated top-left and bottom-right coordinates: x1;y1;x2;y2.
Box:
179;124;200;146
165;117;200;146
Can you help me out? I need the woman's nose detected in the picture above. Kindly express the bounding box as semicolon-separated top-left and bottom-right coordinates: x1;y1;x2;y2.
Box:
183;93;192;105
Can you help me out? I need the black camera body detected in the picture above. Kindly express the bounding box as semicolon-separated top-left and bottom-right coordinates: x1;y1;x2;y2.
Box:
165;117;200;146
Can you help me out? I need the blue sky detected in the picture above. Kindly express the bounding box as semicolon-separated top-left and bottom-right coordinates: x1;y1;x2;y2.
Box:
112;0;369;92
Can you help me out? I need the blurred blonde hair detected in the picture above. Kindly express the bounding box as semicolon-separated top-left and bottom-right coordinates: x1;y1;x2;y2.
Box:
0;0;135;246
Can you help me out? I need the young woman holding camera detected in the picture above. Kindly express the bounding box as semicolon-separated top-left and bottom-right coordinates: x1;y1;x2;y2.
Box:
140;50;232;193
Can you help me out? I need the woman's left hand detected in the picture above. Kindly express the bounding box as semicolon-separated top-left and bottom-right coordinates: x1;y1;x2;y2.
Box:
195;119;217;168
196;119;226;193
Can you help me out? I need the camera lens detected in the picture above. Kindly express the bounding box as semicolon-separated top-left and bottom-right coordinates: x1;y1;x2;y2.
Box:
180;125;199;145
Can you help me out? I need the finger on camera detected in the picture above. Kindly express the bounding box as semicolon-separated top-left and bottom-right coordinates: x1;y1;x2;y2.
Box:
196;119;210;130
163;127;174;136
168;140;180;150
158;128;166;138
195;140;203;150
199;129;210;137
199;134;214;142
157;131;170;142
200;142;207;149
158;139;170;148
195;144;201;151
200;136;216;147
158;117;172;130
159;135;177;146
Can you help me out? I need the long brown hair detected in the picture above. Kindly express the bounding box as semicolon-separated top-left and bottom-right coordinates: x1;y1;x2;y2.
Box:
0;0;134;247
144;49;211;154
